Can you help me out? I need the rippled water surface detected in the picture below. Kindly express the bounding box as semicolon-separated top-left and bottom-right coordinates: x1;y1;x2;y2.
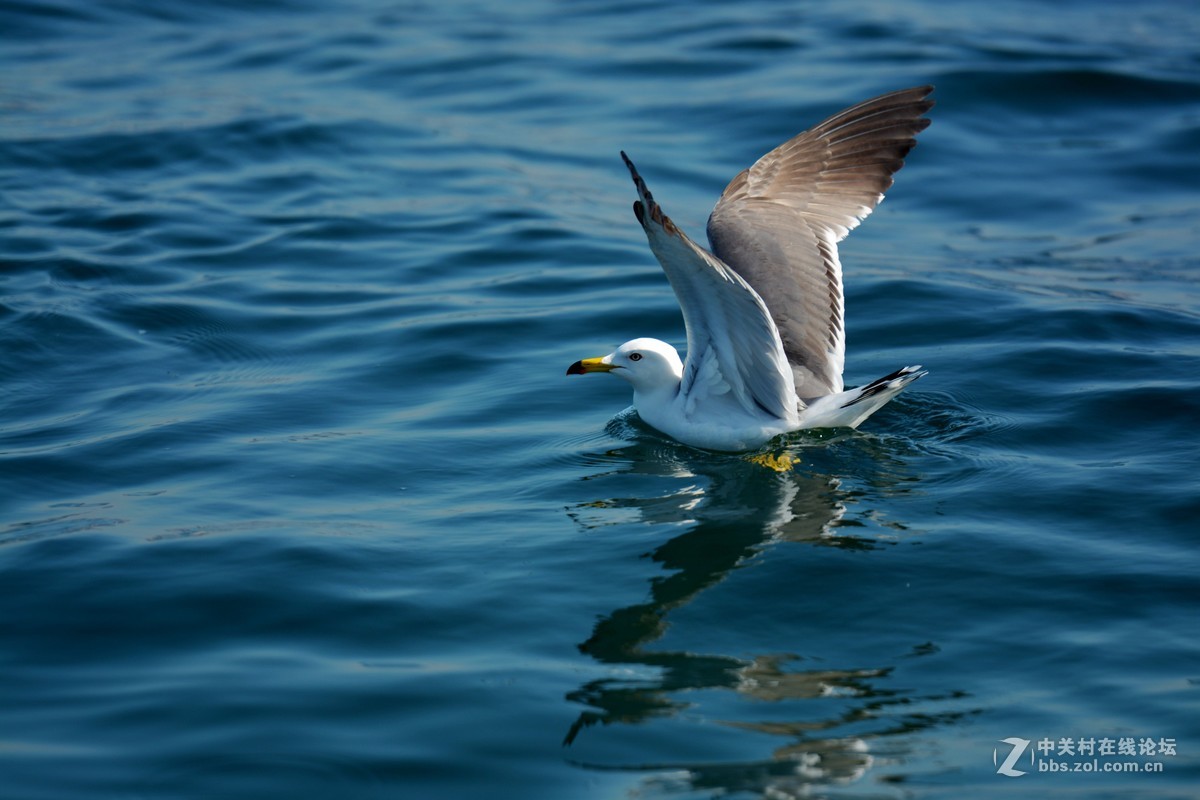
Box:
3;1;1199;797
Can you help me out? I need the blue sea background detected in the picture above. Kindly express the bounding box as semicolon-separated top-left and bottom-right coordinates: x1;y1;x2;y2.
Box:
2;0;1198;797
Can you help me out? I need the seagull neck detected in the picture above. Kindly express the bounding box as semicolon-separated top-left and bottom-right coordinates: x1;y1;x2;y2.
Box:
633;379;681;406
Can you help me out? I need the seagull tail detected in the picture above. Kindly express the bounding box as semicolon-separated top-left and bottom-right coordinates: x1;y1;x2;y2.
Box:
799;366;927;429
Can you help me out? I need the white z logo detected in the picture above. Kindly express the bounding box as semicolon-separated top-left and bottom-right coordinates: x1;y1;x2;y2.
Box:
994;737;1031;777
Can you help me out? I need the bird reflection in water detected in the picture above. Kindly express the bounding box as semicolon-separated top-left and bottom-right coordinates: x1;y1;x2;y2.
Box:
563;425;972;796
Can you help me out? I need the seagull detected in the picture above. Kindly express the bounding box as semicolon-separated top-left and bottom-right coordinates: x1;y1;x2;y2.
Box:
568;86;934;452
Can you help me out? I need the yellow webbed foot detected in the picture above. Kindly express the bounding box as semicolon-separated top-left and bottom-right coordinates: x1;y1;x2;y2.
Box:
746;452;798;472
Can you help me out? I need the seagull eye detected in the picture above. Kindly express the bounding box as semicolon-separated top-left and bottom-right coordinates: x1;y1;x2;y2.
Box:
629;353;643;362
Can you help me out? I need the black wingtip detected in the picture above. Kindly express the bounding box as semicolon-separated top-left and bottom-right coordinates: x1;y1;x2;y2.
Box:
840;366;927;408
867;84;936;122
907;84;936;116
619;150;666;229
620;151;645;193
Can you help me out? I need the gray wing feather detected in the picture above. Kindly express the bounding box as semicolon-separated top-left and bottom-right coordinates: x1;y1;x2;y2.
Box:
706;86;934;397
621;152;798;424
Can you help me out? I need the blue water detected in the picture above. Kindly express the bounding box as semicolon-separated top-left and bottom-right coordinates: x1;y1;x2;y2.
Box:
2;1;1199;797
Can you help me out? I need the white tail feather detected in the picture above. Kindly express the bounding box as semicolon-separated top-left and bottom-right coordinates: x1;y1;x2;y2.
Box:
799;366;927;429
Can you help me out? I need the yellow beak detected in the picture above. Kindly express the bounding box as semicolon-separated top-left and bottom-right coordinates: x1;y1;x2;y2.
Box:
566;356;615;375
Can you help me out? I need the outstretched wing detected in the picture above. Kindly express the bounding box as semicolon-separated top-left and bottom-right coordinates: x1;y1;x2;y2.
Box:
621;152;798;424
706;85;934;398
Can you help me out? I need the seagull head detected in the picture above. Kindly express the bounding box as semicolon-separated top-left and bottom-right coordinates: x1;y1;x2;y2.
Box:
566;337;683;393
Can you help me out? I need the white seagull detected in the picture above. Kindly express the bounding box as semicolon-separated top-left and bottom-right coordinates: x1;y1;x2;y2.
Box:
568;86;934;452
